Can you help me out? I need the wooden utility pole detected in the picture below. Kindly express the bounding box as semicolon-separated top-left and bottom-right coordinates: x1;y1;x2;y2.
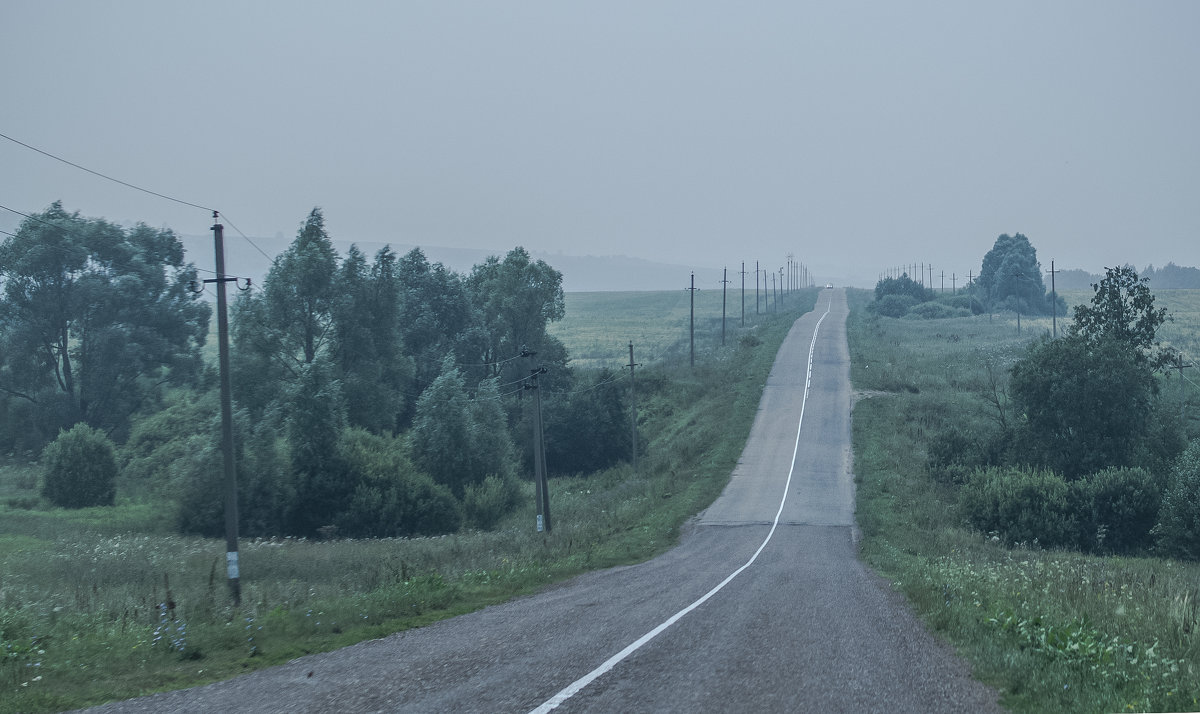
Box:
755;261;760;314
739;262;746;326
526;364;551;532
721;267;729;346
209;213;240;605
628;342;639;471
687;273;698;368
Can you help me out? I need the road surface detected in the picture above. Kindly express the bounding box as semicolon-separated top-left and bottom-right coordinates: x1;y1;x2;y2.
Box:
88;289;1002;713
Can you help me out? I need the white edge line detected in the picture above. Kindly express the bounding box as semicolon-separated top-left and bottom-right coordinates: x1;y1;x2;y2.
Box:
529;294;834;713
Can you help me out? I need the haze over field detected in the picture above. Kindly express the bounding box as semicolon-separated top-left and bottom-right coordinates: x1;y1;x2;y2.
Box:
3;1;1197;287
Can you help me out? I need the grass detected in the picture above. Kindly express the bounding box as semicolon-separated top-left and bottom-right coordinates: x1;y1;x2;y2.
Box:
0;288;819;712
847;288;1200;713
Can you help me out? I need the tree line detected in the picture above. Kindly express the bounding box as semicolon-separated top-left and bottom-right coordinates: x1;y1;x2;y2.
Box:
0;204;632;537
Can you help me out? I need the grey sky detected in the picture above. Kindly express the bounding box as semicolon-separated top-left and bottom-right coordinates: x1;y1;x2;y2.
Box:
3;1;1197;287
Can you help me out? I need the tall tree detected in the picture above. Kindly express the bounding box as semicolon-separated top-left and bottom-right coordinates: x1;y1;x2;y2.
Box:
976;233;1049;313
231;207;339;413
0;202;209;442
466;247;566;380
1069;265;1173;368
410;357;516;497
332;245;413;433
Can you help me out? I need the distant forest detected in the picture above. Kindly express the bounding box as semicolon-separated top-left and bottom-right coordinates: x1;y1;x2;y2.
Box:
1054;262;1200;291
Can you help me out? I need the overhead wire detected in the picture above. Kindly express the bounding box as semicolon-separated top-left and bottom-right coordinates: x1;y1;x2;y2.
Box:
0;131;214;212
1;132;272;263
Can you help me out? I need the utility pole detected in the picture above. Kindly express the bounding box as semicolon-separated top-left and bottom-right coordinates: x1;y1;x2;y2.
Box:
687;272;698;368
940;270;945;294
771;272;777;312
739;262;746;326
928;264;933;291
755;260;760;315
1047;260;1060;338
721;267;729;346
206;212;241;605
627;343;639;471
779;267;785;308
952;273;956;294
525;362;551;532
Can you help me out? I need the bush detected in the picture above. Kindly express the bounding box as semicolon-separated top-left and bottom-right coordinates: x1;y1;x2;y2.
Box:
903;302;971;320
1153;441;1200;559
463;474;522;530
960;466;1079;548
1074;467;1161;554
41;424;118;508
335;428;462;537
871;294;918;318
937;294;984;314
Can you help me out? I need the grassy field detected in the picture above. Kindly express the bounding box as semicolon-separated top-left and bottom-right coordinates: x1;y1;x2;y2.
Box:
550;283;783;369
847;288;1200;713
0;288;819;712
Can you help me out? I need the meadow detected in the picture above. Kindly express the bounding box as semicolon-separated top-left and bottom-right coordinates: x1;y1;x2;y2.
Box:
848;288;1200;713
0;287;817;712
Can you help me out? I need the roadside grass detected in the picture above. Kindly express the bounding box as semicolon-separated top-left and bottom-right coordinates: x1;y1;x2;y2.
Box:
848;288;1200;713
0;289;818;713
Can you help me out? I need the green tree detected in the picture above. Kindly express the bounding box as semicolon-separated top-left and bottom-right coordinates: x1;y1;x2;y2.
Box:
541;369;632;476
332;245;413;434
0;203;210;443
284;358;350;535
41;423;118;508
1069;265;1173;368
1010;334;1159;479
1153;441;1200;559
410;357;517;497
231;207;338;414
466;247;566;381
976;233;1051;314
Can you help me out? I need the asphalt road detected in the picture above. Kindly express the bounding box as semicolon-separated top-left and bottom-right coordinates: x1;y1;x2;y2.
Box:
88;289;1002;713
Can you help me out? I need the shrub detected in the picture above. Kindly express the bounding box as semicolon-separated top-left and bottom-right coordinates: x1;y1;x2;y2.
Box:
871;294;918;318
937;294;984;314
41;424;118;508
1153;441;1200;559
960;466;1079;548
335;428;462;537
904;302;972;320
463;474;522;530
1074;467;1161;554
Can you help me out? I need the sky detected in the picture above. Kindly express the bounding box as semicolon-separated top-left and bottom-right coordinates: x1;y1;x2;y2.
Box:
2;1;1197;288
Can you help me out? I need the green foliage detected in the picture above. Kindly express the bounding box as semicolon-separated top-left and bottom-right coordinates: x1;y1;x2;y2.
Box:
960;466;1079;548
0;202;210;446
904;301;971;320
1009;334;1160;479
410;357;516;497
976;233;1052;314
462;474;521;531
336;428;461;537
541;368;632;476
40;424;117;508
870;293;918;318
285;359;350;535
1070;265;1174;369
874;273;932;303
1154;441;1200;559
466;246;566;382
1074;467;1161;554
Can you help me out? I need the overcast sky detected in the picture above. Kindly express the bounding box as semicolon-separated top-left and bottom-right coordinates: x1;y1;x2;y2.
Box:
3;1;1197;287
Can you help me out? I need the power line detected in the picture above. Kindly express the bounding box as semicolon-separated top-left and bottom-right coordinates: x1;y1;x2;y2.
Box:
0;132;215;212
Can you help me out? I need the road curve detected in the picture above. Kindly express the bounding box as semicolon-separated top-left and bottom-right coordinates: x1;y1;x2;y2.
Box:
87;289;1002;713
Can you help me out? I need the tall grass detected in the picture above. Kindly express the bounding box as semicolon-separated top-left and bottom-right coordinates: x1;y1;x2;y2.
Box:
0;289;818;713
848;288;1200;713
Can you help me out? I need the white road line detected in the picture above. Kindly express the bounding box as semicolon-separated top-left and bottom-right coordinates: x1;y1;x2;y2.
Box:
529;294;834;713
